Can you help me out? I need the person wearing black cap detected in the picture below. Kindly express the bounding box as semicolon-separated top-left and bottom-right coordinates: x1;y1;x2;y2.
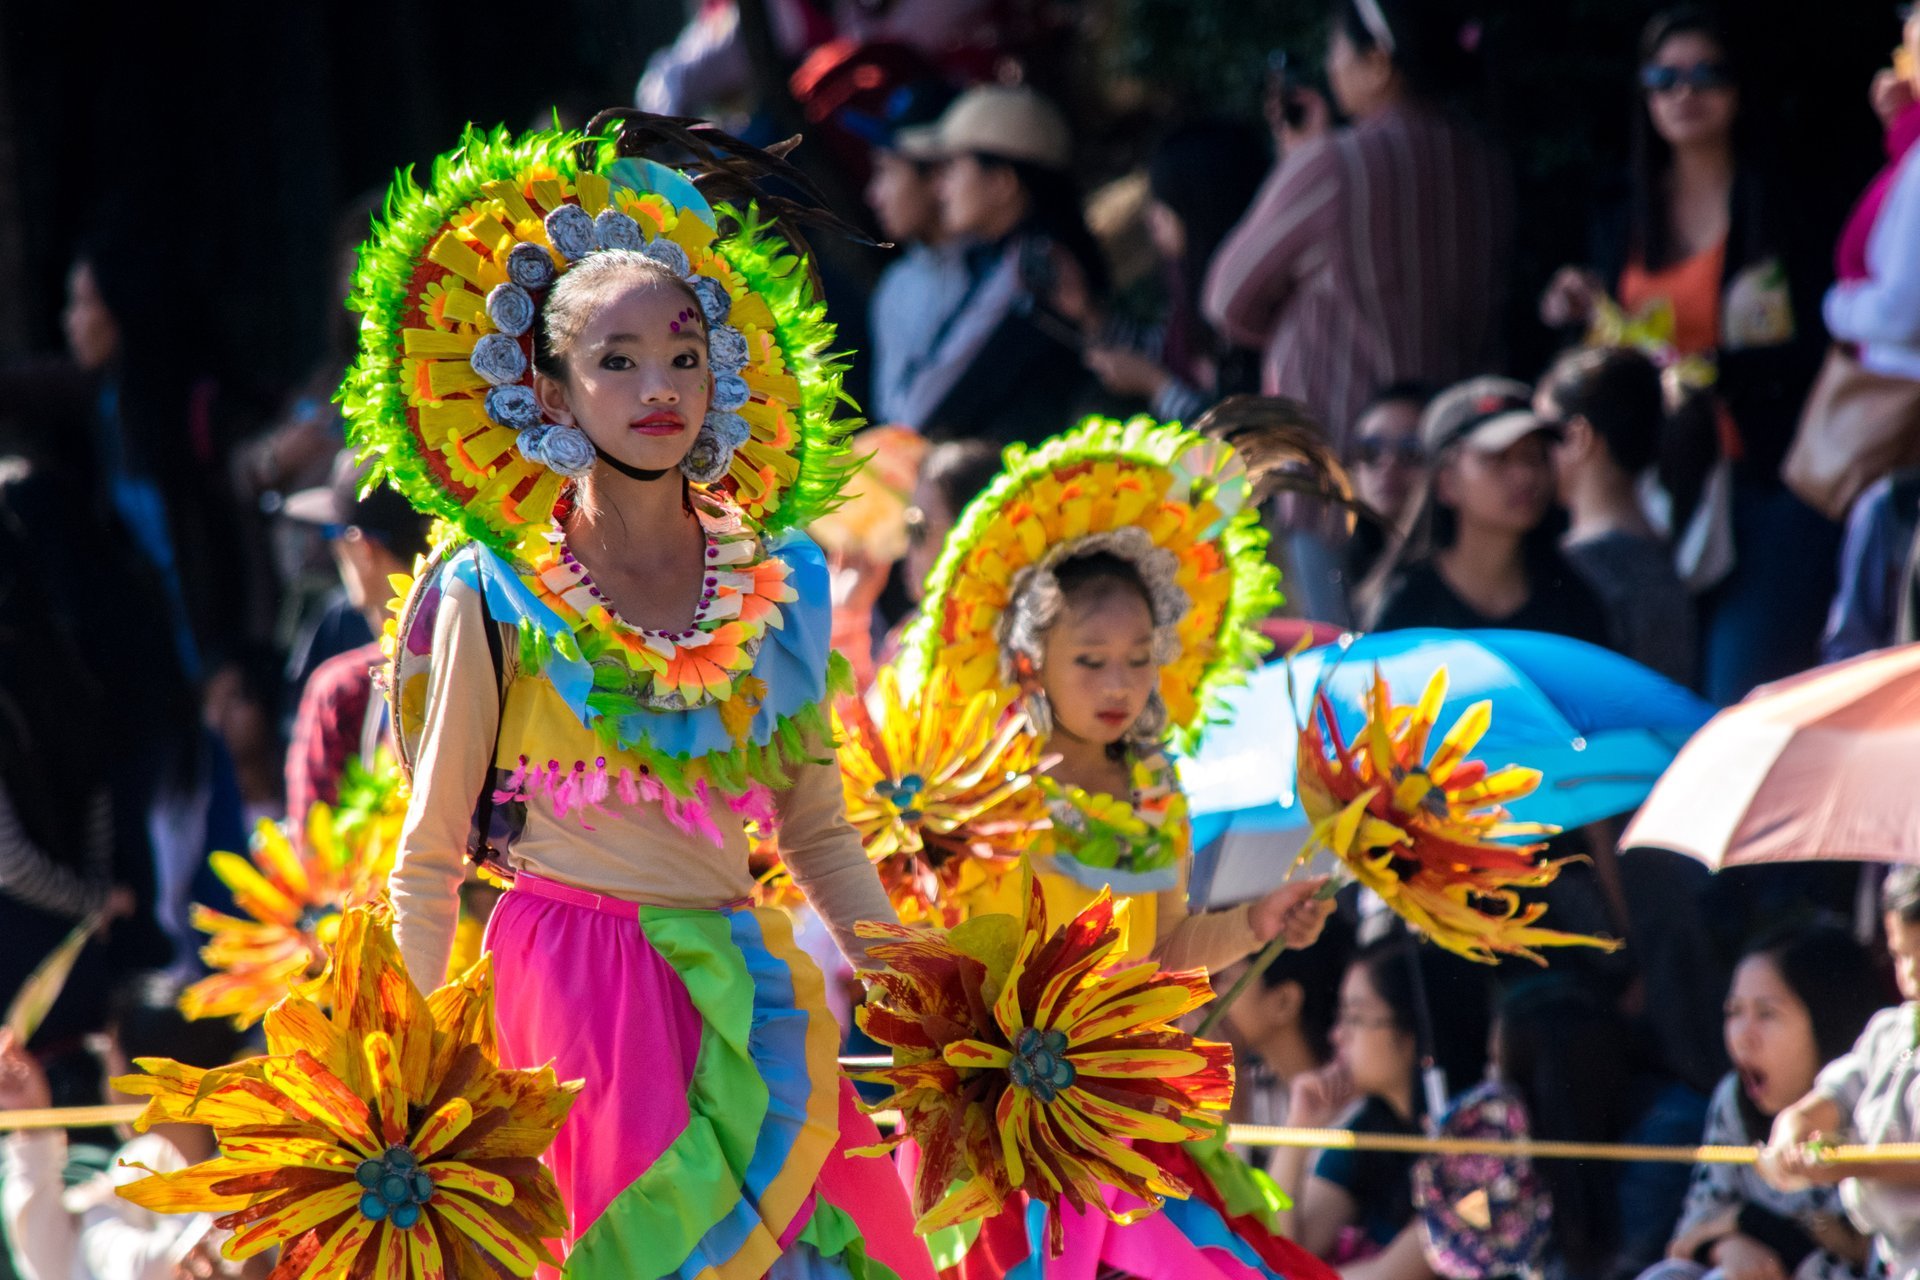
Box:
1362;376;1609;644
279;450;429;820
848;81;971;426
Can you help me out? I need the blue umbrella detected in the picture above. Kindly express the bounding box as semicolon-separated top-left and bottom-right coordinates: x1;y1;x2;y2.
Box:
1180;629;1715;907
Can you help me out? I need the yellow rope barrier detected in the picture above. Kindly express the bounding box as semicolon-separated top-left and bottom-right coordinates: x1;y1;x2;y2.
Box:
5;1103;1917;1168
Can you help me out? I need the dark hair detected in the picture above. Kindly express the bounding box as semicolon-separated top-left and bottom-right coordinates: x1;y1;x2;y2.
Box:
1260;909;1356;1063
1630;7;1750;272
1495;979;1635;1276
920;439;1003;519
1884;865;1920;925
108;973;248;1069
970;154;1111;300
1146;121;1270;323
1357;380;1438;423
1335;0;1482;105
1742;922;1885;1065
1053;549;1153;618
1350;936;1491;1109
1538;346;1664;474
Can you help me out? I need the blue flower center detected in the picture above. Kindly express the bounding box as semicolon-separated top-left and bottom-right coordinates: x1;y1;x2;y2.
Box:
1006;1027;1076;1103
874;773;926;823
355;1144;435;1230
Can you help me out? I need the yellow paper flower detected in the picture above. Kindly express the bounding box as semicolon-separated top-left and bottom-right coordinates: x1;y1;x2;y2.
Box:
1297;667;1621;964
118;906;578;1279
854;872;1233;1251
834;664;1046;925
180;801;397;1028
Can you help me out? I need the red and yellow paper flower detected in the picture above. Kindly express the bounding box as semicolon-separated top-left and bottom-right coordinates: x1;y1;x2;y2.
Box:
1297;667;1620;964
854;872;1233;1250
180;801;398;1028
835;664;1046;924
118;906;577;1279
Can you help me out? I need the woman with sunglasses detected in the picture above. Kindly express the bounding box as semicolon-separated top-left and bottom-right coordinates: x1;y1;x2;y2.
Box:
1344;382;1434;587
1541;6;1833;704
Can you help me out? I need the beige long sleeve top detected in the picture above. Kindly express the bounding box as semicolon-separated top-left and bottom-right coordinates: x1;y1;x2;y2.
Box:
390;572;898;985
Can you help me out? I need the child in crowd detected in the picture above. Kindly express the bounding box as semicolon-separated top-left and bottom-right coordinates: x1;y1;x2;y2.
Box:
1763;867;1920;1276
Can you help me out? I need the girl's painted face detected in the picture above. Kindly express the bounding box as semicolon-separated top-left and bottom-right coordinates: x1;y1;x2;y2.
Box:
535;276;712;475
1723;953;1820;1118
1037;586;1158;746
1330;964;1417;1102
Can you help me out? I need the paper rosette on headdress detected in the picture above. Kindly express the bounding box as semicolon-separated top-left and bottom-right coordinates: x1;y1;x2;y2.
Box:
179;799;398;1028
118;905;578;1279
342;119;857;549
907;416;1281;752
1296;666;1620;964
853;871;1234;1251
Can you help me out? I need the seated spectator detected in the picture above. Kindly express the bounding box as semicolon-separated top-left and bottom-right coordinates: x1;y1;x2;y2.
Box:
1763;869;1920;1278
888;85;1108;442
1083;120;1269;423
1;973;252;1280
1345;382;1435;588
1217;910;1355;1132
1364;377;1610;645
1538;346;1697;685
1204;0;1511;445
851;81;970;428
1643;924;1887;1280
281;450;429;820
1275;937;1490;1277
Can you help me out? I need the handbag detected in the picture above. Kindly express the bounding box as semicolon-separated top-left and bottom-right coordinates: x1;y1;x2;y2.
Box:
1782;344;1920;520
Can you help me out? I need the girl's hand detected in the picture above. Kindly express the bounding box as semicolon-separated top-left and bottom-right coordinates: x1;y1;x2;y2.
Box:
0;1030;52;1116
1248;876;1335;948
1286;1059;1354;1129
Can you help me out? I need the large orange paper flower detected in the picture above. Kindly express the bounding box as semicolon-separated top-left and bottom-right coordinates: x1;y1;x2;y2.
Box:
854;873;1232;1250
836;664;1046;924
1297;666;1620;964
118;905;577;1279
179;798;398;1028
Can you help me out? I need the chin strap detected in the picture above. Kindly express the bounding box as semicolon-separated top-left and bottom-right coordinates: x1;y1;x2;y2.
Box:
593;445;673;483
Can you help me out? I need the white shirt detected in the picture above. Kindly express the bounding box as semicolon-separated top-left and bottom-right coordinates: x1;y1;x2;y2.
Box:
3;1129;194;1280
1825;144;1920;381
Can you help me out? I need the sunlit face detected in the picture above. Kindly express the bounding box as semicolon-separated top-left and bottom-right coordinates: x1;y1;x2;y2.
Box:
1350;399;1426;521
1037;586;1158;747
1330;964;1416;1102
1326;26;1394;118
1437;433;1556;537
1723;954;1821;1118
938;154;1020;240
1887;912;1920;1002
535;276;712;476
63;261;119;371
1643;32;1739;151
867;151;943;245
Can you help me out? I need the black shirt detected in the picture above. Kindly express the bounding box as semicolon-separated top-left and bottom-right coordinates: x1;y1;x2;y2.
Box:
1371;557;1611;647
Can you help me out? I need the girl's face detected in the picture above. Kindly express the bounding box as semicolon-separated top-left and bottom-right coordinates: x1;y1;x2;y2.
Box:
1724;953;1820;1118
535;276;712;476
63;261;119;372
1037;586;1158;747
1331;963;1416;1101
1644;32;1739;151
1436;434;1555;536
1887;911;1920;1002
1350;399;1426;521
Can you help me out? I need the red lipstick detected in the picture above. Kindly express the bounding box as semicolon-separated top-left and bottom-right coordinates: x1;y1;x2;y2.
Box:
631;412;685;436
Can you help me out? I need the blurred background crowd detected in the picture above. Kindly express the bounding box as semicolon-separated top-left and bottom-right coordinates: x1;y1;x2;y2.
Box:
5;0;1920;1277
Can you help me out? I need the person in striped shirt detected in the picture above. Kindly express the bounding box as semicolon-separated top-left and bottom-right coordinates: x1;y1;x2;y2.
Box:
1204;0;1512;446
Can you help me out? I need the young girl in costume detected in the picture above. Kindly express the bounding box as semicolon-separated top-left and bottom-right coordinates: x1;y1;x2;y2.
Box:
355;116;933;1280
903;417;1336;1279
